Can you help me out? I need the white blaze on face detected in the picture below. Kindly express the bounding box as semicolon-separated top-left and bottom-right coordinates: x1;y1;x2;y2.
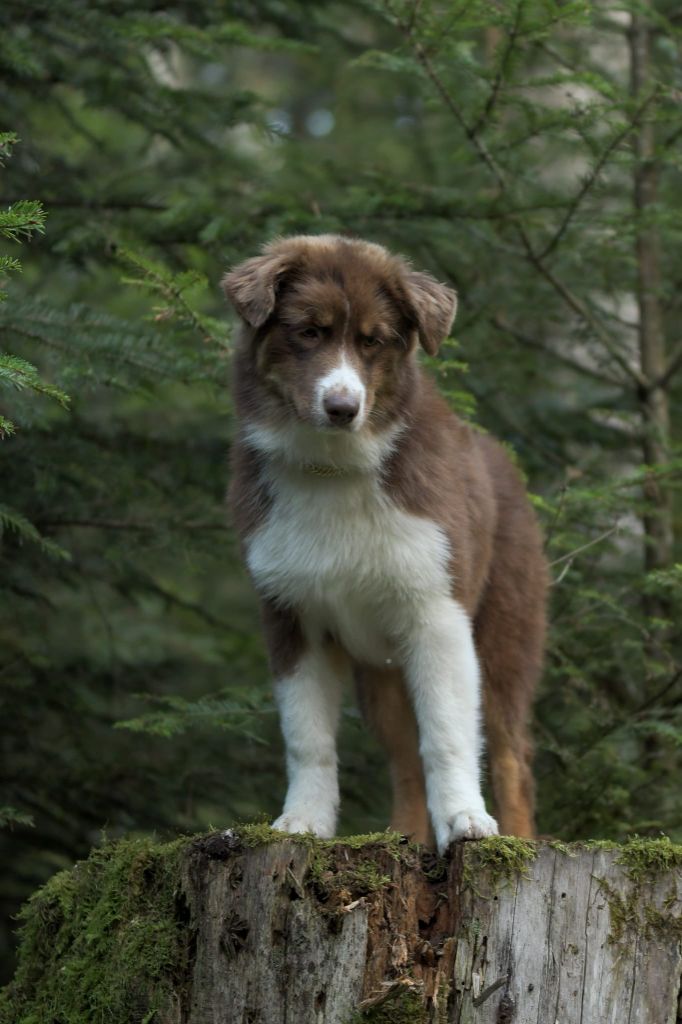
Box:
315;353;366;428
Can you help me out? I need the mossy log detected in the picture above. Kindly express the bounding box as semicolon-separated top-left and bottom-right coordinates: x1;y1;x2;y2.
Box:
1;829;681;1024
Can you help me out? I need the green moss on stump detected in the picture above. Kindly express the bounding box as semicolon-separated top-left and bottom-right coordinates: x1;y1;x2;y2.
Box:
310;854;394;902
237;821;285;847
237;821;407;857
307;833;408;903
597;875;682;946
0;835;192;1024
615;835;682;881
238;824;410;903
351;986;427;1023
462;835;537;891
594;836;682;946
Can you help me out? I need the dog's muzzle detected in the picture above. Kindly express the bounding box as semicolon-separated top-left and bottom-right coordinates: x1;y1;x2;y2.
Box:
323;390;360;427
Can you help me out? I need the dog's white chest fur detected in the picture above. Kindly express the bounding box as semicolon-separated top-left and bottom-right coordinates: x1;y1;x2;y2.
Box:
246;468;451;665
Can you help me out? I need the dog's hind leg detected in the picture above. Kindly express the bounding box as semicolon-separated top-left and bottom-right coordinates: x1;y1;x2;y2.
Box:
475;556;547;838
356;666;433;846
484;701;536;838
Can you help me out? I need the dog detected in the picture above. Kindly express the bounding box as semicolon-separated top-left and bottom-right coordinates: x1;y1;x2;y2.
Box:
223;234;547;852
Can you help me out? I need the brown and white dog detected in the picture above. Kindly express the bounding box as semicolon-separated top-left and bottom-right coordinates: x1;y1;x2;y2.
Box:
223;234;547;852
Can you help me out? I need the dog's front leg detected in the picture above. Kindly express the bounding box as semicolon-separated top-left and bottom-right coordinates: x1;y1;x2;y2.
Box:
403;596;498;854
271;645;345;838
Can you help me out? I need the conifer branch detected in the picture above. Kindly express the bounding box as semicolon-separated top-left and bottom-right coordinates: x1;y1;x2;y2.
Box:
491;315;624;388
37;517;229;532
653;339;682;391
537;91;658;260
515;230;649;389
391;1;650;391
0;504;70;560
0;198;167;212
559;668;682;774
549;524;620;572
471;0;525;135
388;3;506;191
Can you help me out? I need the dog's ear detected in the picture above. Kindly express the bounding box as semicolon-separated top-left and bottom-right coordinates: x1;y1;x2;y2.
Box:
222;249;292;328
402;270;457;356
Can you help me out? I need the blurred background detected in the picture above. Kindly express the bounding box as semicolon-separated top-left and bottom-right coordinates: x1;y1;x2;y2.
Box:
1;0;680;979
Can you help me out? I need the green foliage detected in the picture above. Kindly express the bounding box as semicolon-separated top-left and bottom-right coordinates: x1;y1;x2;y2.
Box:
0;503;70;560
423;337;476;420
0;807;34;830
0;353;68;409
0;200;44;246
117;690;272;741
1;0;680;987
118;247;231;349
0;138;59;436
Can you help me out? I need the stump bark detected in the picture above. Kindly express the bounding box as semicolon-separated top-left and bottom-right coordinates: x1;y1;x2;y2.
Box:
2;831;681;1024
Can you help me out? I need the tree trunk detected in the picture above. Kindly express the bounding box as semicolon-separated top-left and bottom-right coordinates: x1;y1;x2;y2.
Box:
2;830;681;1024
630;7;674;593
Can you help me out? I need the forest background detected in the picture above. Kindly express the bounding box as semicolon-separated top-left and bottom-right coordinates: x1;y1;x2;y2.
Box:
1;0;681;980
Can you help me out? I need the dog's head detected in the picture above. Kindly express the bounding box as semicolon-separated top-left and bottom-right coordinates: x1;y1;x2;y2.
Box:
223;234;456;433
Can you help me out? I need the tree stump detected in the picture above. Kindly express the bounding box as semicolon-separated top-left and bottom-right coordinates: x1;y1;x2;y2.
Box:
1;829;680;1023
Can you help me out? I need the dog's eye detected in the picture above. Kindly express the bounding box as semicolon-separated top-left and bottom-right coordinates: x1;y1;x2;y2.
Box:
299;327;320;341
360;335;381;349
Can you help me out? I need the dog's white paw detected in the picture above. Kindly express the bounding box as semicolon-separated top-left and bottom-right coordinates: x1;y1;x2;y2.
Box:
435;808;498;854
272;812;334;839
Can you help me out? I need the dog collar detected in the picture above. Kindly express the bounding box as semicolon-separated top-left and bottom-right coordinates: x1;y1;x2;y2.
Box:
302;462;349;478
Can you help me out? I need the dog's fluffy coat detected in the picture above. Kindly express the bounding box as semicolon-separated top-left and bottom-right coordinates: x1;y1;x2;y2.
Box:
224;234;547;851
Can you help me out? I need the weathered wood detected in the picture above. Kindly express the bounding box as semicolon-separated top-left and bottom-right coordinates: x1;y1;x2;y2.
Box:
452;845;681;1024
169;832;681;1024
2;831;680;1024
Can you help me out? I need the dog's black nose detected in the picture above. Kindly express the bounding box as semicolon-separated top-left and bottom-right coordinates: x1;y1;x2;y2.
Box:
324;392;360;426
